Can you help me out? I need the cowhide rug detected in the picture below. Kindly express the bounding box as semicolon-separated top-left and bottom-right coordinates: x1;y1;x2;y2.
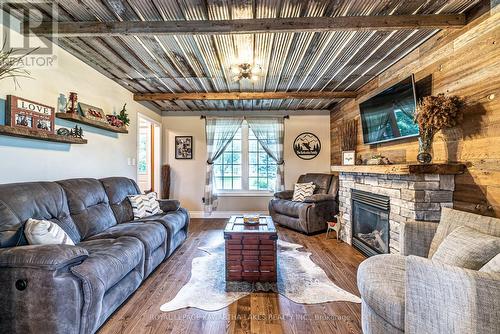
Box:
160;240;361;312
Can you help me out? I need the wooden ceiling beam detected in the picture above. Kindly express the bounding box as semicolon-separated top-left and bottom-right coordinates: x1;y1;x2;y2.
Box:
133;91;357;101
25;14;466;37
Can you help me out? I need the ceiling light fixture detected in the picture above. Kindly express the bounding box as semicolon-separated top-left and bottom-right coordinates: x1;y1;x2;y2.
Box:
230;63;262;82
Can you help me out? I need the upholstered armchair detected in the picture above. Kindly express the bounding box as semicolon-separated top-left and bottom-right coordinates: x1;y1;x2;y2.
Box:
269;173;339;234
357;208;500;334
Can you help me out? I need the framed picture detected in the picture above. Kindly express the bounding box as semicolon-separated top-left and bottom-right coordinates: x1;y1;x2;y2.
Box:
342;150;356;165
6;95;55;134
78;102;107;123
175;136;193;159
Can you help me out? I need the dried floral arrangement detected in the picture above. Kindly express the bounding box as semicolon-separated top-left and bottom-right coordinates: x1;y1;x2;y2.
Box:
339;118;358;151
0;41;35;87
414;93;465;163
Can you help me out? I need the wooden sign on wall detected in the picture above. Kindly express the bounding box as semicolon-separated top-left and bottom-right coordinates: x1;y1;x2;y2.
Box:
78;102;107;124
6;95;55;134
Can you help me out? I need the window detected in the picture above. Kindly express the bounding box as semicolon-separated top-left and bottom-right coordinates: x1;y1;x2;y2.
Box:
214;128;242;190
214;122;276;193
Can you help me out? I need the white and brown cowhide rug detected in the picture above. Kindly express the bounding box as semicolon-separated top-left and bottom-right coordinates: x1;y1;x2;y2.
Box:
160;240;361;312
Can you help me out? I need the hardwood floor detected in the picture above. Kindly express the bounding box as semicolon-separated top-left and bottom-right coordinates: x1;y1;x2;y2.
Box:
98;219;366;334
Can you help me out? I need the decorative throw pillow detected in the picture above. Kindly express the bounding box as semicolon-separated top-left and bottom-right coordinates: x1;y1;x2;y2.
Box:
24;218;75;246
292;182;316;202
128;192;163;219
432;226;500;270
479;253;500;273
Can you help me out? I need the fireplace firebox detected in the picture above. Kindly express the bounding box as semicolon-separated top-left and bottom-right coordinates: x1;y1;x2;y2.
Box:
351;189;390;257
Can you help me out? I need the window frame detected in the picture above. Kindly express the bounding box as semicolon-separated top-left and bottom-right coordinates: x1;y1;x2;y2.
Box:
215;122;275;197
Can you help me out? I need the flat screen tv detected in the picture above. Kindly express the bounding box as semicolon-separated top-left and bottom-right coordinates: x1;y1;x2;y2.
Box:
359;75;419;145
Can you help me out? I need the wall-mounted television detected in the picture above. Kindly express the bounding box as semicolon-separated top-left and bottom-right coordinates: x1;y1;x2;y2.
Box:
359;75;419;145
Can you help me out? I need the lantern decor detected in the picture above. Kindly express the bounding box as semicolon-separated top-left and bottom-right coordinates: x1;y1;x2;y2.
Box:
67;92;78;113
414;94;465;164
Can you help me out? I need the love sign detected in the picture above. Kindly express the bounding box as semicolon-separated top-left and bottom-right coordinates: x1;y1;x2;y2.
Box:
6;95;55;134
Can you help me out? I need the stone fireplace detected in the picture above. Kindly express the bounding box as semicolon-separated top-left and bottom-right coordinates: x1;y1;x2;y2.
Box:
332;164;465;254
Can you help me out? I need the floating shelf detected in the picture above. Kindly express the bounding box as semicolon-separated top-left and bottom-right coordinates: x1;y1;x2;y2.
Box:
0;125;87;144
331;163;466;175
55;112;128;134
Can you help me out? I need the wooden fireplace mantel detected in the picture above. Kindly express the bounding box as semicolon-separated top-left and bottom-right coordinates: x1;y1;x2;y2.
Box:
331;163;466;175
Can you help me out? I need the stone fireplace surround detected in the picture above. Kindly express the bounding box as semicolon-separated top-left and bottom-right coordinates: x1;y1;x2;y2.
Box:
331;164;465;254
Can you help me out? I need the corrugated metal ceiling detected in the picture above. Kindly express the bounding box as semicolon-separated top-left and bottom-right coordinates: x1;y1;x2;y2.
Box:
8;0;481;113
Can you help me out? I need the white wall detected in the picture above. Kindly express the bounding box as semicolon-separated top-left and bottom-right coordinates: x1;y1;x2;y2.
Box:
162;115;331;214
0;19;161;183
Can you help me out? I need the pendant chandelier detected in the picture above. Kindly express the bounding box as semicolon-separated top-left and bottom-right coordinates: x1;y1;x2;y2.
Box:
229;62;262;82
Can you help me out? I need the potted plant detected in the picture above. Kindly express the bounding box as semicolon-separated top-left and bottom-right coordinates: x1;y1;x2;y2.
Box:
414;93;465;164
117;103;130;129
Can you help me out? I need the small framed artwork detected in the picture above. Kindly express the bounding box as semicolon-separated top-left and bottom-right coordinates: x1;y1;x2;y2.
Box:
78;102;107;124
342;150;356;165
175;136;193;159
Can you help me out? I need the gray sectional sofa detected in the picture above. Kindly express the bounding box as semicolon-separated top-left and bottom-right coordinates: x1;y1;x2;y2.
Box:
0;177;189;334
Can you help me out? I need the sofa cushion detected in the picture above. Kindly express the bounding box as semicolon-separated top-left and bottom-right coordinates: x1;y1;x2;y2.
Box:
100;177;141;224
292;182;315;202
432;226;500;270
480;253;500;273
57;179;117;240
86;222;166;254
128;193;162;219
357;254;406;331
269;199;309;218
135;210;187;236
297;173;333;194
0;182;81;247
74;237;144;291
24;219;75;246
429;207;500;258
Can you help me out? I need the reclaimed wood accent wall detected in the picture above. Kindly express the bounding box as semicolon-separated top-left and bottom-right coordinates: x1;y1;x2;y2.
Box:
330;4;500;217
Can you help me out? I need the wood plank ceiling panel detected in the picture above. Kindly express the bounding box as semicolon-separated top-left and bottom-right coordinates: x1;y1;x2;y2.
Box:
15;0;483;113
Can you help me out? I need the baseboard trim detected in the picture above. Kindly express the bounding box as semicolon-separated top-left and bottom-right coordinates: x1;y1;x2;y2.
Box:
190;211;269;219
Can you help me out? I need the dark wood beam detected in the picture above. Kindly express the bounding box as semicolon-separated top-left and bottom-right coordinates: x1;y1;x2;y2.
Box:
133;91;357;101
25;14;466;37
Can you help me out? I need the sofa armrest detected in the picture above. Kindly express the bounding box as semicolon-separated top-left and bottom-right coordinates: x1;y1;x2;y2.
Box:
406;256;500;334
0;244;88;270
400;221;438;257
274;190;294;200
303;194;336;203
158;199;181;212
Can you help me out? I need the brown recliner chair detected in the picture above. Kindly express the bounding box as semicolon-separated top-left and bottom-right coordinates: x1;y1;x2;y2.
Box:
269;173;339;235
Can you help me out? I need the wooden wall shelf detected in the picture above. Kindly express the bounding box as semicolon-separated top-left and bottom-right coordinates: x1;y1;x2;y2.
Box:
0;125;87;144
331;163;466;175
56;112;128;134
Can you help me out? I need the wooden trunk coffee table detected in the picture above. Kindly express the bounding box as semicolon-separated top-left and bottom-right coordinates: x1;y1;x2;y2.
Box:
224;216;278;283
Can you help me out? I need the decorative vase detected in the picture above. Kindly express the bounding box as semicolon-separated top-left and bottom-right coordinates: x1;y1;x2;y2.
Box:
417;136;433;164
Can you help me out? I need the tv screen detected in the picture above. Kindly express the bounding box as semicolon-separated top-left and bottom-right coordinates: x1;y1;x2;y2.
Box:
359;75;419;145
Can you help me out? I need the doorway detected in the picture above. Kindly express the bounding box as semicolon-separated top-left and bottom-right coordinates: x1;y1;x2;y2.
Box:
137;114;161;193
